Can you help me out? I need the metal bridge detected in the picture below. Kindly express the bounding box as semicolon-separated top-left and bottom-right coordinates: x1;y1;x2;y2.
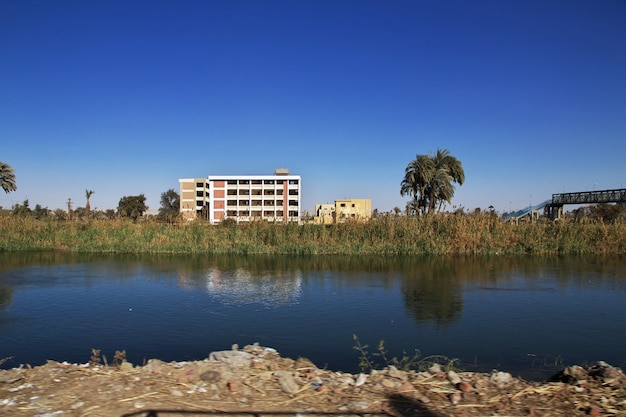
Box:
506;188;626;221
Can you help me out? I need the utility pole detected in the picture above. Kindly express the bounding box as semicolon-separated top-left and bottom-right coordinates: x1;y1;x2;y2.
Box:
67;198;72;221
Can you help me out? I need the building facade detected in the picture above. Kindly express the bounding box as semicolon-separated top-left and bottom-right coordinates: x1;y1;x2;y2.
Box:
179;169;301;224
313;203;335;225
314;199;372;224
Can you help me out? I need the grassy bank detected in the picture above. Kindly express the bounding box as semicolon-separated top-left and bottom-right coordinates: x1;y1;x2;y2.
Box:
1;214;625;255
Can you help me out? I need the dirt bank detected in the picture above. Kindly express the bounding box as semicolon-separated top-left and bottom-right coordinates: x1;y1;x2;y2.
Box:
1;344;624;417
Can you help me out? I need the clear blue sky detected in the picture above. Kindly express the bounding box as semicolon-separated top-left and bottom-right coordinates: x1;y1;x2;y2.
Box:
2;0;625;213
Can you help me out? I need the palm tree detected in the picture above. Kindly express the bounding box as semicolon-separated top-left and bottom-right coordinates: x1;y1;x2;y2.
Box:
85;189;95;219
400;154;433;215
427;149;465;213
0;162;17;194
401;149;464;215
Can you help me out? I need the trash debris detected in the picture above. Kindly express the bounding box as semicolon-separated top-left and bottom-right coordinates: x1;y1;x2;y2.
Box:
0;345;623;417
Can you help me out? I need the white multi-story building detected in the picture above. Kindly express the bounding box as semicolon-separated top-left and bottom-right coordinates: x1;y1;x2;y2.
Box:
179;169;301;224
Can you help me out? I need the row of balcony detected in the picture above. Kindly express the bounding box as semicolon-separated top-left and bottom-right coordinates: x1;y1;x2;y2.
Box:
222;200;299;207
194;191;299;198
225;211;300;218
224;179;299;186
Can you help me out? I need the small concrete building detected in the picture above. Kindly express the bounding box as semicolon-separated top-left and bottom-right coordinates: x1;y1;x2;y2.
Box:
314;203;335;225
314;199;372;224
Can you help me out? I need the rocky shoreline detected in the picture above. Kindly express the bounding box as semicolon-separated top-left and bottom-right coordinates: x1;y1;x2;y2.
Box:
1;344;625;417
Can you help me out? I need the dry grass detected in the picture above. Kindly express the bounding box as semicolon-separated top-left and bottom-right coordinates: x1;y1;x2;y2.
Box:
0;212;624;255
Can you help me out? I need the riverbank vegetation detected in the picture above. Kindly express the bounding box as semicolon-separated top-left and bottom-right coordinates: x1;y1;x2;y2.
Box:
0;211;624;255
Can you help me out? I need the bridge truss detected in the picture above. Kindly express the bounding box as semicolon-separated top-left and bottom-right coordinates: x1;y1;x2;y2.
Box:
505;188;625;221
546;188;625;220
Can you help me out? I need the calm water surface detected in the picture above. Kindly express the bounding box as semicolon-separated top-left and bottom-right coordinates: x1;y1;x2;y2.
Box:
0;252;625;380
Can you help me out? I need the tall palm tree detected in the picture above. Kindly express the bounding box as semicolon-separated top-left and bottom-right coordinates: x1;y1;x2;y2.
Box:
427;149;465;214
85;189;95;219
400;149;464;215
400;154;433;215
0;162;17;194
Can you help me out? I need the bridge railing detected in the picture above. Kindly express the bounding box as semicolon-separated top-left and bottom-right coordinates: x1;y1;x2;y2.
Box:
503;199;551;220
552;189;626;205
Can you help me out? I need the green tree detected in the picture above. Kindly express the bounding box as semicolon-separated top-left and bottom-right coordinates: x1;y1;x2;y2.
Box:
158;189;180;222
589;203;625;223
427;149;465;213
33;204;49;219
117;194;148;221
401;154;433;215
400;149;465;215
53;208;68;221
12;199;31;216
0;162;17;194
85;189;95;220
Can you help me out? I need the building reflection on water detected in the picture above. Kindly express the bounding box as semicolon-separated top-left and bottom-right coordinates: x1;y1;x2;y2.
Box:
203;268;303;307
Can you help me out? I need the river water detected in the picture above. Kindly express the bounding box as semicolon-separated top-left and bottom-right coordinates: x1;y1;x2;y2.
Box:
0;252;624;380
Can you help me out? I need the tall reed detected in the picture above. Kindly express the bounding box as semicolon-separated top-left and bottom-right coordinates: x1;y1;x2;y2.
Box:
0;213;624;255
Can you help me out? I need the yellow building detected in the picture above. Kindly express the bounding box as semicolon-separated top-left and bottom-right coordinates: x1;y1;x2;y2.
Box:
314;203;335;224
314;199;372;224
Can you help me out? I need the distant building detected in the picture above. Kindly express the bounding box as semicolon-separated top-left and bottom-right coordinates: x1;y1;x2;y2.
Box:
179;169;301;224
314;199;372;224
314;203;335;225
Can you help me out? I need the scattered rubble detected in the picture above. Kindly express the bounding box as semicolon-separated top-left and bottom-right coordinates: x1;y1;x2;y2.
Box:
1;344;624;417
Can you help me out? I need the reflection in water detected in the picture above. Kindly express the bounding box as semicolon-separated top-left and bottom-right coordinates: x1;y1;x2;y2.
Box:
0;252;625;378
0;287;12;309
401;274;463;327
203;268;302;307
